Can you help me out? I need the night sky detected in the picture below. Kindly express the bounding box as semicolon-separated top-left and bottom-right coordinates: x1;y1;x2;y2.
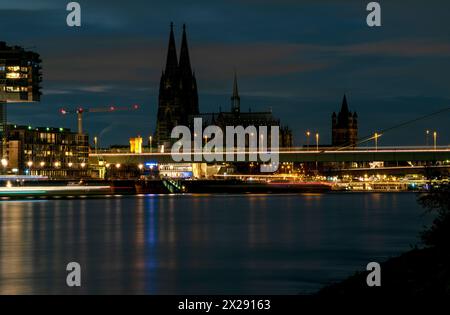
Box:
1;0;450;147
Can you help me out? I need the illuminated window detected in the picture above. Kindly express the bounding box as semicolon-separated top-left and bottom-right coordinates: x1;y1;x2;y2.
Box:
6;72;21;79
7;66;20;72
6;86;21;92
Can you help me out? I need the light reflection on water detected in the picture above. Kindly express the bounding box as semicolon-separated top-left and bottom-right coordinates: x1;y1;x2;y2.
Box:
0;193;431;294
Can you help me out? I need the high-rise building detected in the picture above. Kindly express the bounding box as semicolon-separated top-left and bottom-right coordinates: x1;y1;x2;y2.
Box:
155;23;199;147
331;94;358;147
0;42;42;160
0;42;41;103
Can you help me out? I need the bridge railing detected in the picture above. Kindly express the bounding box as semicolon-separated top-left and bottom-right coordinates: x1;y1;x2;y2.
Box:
92;145;450;155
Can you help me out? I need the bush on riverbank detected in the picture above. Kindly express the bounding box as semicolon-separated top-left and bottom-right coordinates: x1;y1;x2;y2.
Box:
318;184;450;296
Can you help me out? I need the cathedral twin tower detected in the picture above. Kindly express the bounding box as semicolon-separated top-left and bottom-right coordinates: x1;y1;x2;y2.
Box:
155;23;199;146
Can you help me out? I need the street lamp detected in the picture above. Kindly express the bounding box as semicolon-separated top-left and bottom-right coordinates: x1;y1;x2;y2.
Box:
433;131;437;150
426;130;430;146
306;131;311;150
374;132;379;151
315;133;319;152
94;136;98;155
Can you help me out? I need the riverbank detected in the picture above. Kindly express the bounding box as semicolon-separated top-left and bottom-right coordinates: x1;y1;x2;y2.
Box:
319;184;450;296
317;246;450;296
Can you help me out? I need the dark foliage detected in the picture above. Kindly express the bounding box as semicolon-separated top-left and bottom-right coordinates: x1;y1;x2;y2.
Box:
418;183;450;249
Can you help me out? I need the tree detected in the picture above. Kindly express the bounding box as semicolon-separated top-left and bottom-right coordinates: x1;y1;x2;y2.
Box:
418;183;450;249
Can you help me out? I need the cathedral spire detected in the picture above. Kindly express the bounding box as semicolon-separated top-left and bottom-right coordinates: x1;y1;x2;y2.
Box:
231;71;240;113
340;94;349;114
179;24;192;76
165;22;178;77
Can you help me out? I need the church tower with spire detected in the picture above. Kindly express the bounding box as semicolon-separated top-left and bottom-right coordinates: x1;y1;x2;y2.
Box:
231;72;240;113
155;23;199;147
332;94;358;147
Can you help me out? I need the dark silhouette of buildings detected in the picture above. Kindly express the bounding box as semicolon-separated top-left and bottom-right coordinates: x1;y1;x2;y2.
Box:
155;23;199;147
155;23;292;148
332;94;358;147
194;73;293;147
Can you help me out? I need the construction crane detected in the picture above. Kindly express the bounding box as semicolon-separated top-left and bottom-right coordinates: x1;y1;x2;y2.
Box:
59;104;140;135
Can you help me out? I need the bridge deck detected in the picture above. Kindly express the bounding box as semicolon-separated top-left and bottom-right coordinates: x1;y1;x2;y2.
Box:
89;148;450;164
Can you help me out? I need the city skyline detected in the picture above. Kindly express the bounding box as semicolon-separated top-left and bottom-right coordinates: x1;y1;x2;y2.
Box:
1;0;450;146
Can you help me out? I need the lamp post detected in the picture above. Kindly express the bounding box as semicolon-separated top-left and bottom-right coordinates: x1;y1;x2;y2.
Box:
94;136;98;155
27;161;33;175
315;133;319;152
306;131;311;150
426;130;430;147
374;132;379;151
433;131;437;150
149;136;152;153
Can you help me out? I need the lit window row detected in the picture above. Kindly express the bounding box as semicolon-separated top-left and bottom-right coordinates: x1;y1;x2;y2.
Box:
6;72;28;79
6;66;27;72
4;86;28;92
25;161;87;168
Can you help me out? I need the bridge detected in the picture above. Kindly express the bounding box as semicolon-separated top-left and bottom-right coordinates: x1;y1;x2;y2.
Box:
89;147;450;165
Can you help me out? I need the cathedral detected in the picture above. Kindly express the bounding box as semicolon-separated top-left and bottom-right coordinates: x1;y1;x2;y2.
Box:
155;23;199;147
331;94;358;147
154;24;292;148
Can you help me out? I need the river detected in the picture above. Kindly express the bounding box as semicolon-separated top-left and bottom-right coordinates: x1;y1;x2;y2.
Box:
0;193;431;294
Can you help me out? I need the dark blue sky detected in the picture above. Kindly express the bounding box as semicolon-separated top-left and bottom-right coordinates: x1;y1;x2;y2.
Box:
2;0;450;146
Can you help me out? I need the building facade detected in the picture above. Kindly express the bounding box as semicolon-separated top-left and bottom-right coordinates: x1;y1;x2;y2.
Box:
0;42;42;159
0;42;41;103
7;125;89;178
332;95;358;147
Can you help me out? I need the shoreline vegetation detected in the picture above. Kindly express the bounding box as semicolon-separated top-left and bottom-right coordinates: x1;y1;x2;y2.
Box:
318;184;450;296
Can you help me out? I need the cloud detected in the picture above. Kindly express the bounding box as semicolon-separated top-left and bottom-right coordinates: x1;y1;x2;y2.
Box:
0;0;57;10
76;85;114;93
337;40;450;58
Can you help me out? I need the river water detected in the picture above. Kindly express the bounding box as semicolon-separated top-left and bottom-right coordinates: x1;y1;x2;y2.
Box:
0;193;431;294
